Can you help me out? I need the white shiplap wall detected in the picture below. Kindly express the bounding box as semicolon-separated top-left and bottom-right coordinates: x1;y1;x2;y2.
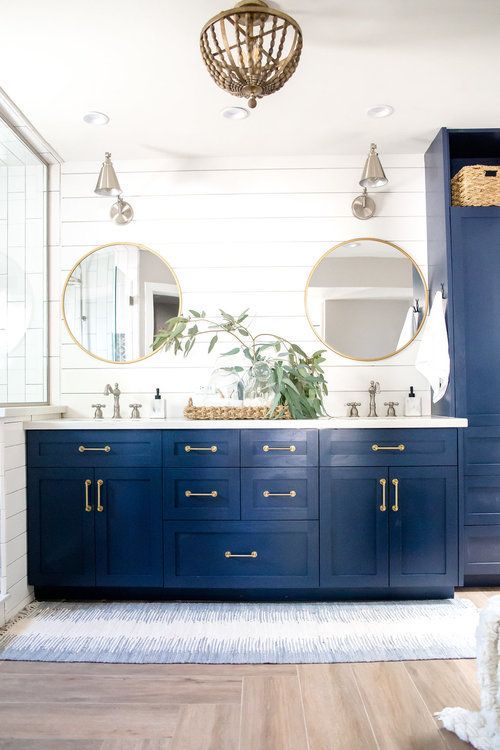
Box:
54;154;430;418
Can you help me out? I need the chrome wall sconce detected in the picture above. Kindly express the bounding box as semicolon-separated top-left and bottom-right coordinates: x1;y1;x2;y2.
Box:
352;143;388;220
94;152;134;225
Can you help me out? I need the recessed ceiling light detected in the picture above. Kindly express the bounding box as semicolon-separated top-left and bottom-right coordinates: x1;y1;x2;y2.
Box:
83;111;110;126
221;106;249;120
367;104;394;119
347;242;360;248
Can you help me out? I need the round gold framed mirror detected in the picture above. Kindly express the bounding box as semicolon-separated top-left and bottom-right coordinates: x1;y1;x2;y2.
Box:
305;238;428;362
62;242;181;364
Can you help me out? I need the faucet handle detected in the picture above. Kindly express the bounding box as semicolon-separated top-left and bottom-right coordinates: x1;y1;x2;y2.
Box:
384;401;399;417
346;401;361;418
129;403;142;419
92;403;106;419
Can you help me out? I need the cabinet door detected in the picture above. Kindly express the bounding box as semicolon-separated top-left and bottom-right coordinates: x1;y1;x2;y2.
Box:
451;209;500;426
28;468;95;586
95;468;163;587
389;467;458;588
320;468;389;588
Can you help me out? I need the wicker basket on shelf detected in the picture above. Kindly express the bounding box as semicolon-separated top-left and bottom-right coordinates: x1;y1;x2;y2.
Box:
451;165;500;206
184;398;291;420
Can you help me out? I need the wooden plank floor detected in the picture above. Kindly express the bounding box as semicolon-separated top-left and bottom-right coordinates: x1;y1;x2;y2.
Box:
0;588;493;750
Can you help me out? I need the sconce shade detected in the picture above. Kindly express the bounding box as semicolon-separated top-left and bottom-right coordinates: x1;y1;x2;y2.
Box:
359;143;388;188
95;152;122;196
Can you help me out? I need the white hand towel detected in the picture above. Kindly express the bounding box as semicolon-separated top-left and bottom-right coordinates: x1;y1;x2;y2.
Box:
397;306;417;350
415;290;450;403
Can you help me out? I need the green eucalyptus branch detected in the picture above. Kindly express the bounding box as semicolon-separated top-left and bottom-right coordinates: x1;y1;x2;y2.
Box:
153;309;328;419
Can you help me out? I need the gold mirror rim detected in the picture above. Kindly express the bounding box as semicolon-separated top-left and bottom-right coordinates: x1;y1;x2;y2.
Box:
61;241;182;365
304;237;429;363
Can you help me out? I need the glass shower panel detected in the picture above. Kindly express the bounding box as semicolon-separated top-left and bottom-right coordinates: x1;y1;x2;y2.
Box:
0;118;47;404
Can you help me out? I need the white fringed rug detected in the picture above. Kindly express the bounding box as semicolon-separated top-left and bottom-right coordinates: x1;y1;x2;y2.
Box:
0;599;478;664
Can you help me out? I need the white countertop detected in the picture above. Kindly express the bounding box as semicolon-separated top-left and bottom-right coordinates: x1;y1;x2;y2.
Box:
24;416;468;430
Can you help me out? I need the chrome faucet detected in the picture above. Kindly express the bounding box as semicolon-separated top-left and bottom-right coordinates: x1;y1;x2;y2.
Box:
368;380;380;418
104;383;121;419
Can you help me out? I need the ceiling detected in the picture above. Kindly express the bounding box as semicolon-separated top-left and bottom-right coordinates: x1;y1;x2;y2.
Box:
1;0;500;161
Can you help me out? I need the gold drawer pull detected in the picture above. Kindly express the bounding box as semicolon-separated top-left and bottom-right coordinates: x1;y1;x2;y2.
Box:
225;550;258;559
185;490;218;498
262;445;296;453
97;479;104;512
392;478;399;512
184;445;218;453
371;444;405;452
379;478;387;512
84;479;92;512
263;490;297;498
79;445;111;453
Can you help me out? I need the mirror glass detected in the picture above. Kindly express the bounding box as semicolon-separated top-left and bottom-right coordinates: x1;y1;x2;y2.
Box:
63;243;181;363
305;239;427;361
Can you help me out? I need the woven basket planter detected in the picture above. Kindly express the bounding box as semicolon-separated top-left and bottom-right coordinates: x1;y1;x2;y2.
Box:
451;165;500;206
184;398;291;420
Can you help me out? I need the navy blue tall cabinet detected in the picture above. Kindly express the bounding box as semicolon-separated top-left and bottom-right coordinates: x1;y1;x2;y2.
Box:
425;128;500;582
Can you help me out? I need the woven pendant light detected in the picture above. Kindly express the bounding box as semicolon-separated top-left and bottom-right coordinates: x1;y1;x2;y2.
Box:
200;0;303;109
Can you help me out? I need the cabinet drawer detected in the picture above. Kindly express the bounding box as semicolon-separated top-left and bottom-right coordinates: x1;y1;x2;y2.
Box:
241;429;318;467
163;468;240;520
319;429;457;466
465;476;500;525
163;430;239;467
465;427;500;473
164;520;319;588
464;526;500;575
241;468;318;520
27;430;162;467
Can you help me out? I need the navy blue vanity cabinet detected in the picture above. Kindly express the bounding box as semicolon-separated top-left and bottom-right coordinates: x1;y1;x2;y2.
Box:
319;431;459;589
28;426;460;597
27;432;163;588
425;128;500;582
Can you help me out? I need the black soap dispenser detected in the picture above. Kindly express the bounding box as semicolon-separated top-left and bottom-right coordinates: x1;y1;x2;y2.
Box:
404;386;421;417
151;387;165;419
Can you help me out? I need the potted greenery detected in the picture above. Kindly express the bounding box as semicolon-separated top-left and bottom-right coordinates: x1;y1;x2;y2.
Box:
153;309;328;420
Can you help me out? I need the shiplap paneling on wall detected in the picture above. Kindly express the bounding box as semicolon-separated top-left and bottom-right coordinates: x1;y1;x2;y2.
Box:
55;154;430;419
